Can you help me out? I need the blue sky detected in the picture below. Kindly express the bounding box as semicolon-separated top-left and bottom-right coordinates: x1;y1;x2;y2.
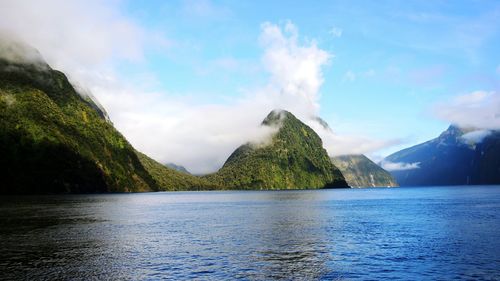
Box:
121;0;499;154
1;0;499;172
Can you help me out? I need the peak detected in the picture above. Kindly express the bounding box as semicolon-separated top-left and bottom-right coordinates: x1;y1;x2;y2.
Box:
441;124;479;139
0;36;48;67
262;109;294;126
448;124;463;132
436;125;464;143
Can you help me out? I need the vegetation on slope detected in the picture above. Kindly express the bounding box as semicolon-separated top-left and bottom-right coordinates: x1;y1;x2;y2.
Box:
136;152;217;190
204;110;348;189
331;154;398;187
0;57;162;193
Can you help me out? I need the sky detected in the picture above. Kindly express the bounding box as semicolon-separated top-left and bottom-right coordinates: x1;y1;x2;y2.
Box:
1;0;499;174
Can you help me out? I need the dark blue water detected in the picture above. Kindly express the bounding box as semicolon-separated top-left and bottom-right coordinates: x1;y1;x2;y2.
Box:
1;186;499;280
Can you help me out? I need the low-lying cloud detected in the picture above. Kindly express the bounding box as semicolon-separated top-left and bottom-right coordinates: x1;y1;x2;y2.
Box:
380;161;420;171
0;0;145;75
460;129;493;143
0;34;46;65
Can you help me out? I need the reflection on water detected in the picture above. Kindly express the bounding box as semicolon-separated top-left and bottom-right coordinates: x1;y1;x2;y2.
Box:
1;186;500;280
250;191;331;279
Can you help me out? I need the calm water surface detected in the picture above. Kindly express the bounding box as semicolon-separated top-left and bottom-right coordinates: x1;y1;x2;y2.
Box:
1;186;499;280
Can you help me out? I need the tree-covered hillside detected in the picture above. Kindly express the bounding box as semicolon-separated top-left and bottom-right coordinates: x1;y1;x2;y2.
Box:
205;110;348;189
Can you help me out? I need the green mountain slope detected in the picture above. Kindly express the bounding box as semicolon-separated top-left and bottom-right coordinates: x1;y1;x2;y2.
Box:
205;110;348;189
0;41;215;193
331;154;398;187
0;55;159;193
137;152;217;190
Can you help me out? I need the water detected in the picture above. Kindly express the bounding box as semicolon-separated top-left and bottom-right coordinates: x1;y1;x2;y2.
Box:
1;186;499;280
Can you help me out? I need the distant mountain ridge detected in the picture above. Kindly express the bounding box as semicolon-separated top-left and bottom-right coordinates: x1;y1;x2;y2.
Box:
205;110;348;189
331;154;398;187
165;163;190;174
385;125;500;186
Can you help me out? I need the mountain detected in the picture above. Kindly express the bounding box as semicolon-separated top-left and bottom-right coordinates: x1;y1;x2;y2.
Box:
205;110;348;189
137;153;217;191
165;163;190;174
0;40;212;193
384;125;500;186
331;154;398;187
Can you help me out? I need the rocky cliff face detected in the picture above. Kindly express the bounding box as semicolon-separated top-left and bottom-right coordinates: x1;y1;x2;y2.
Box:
331;154;398;187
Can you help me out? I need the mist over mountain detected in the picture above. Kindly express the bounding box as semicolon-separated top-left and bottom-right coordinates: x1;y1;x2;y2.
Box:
0;38;210;193
205;110;348;189
384;125;500;186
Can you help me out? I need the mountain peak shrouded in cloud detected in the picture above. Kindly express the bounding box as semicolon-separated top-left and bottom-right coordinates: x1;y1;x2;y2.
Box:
384;124;500;186
435;91;500;130
0;33;46;66
87;20;339;175
460;129;493;144
205;109;348;189
262;109;290;126
0;35;111;121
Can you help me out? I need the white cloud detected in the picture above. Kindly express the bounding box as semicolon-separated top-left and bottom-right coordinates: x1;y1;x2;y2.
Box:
307;120;402;157
380;161;420;171
0;0;145;72
97;21;334;174
258;21;331;118
92;82;278;174
434;90;500;130
329;27;343;38
460;129;492;143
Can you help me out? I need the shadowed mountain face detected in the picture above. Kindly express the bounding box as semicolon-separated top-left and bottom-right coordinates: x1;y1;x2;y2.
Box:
205;110;348;189
331;154;398;187
384;125;500;186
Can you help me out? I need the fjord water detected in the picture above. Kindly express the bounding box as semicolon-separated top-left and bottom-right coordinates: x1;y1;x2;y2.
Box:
1;186;499;280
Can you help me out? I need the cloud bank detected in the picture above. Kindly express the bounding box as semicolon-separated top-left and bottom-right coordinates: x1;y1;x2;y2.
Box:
460;129;493;143
434;90;500;130
380;161;420;171
0;0;144;74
